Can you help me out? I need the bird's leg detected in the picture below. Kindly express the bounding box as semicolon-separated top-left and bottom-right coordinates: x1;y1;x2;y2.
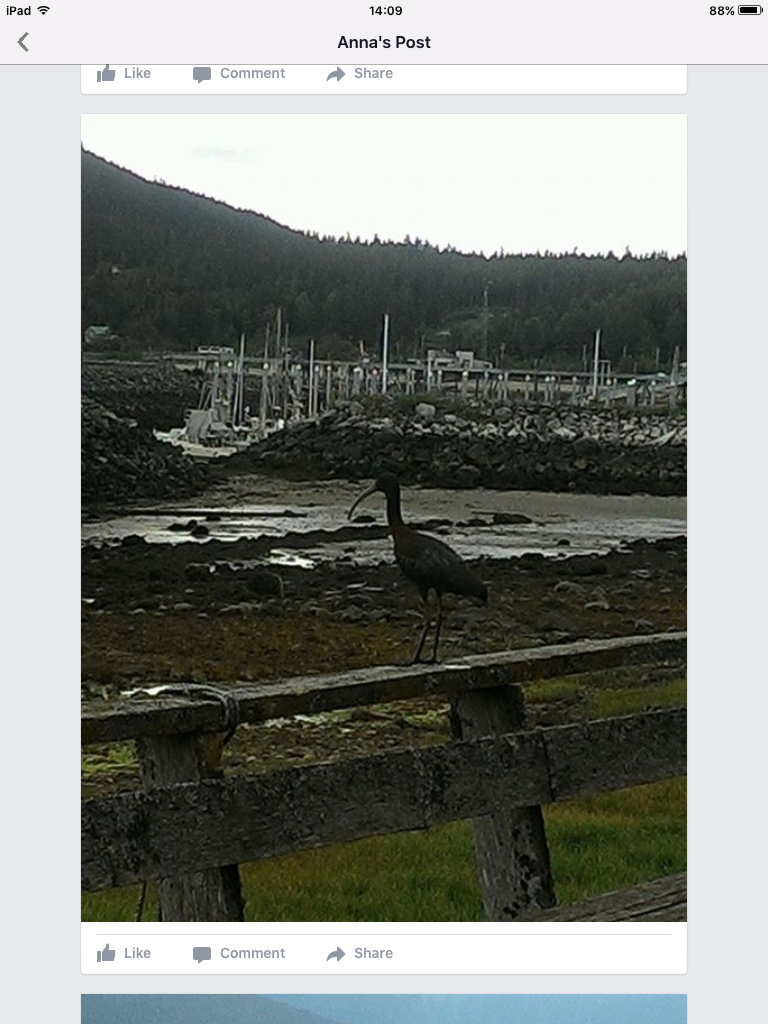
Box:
411;606;430;663
427;596;443;664
409;606;431;665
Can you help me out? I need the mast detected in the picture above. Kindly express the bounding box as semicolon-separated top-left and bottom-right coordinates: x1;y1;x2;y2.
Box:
382;313;390;394
234;331;246;424
591;328;601;400
308;338;315;417
261;324;270;429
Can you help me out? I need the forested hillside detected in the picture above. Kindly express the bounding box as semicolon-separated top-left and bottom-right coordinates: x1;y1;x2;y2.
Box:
82;149;686;369
81;995;340;1024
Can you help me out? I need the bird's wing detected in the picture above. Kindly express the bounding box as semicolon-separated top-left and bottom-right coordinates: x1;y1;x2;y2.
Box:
398;531;487;600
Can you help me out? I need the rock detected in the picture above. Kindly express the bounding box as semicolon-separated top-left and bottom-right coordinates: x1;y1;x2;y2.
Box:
573;437;600;457
353;513;376;524
568;555;608;576
540;610;575;632
466;441;489;467
492;511;533;525
634;617;656;633
553;580;587;597
185;563;212;581
120;534;145;547
556;538;571;547
494;406;513;422
247;571;285;599
340;605;367;623
585;599;611;611
454;464;482;488
414;402;436;421
190;524;210;538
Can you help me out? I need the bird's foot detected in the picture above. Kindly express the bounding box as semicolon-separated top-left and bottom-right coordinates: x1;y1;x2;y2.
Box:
406;653;439;666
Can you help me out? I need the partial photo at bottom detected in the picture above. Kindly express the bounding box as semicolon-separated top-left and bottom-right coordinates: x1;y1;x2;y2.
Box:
82;995;686;1023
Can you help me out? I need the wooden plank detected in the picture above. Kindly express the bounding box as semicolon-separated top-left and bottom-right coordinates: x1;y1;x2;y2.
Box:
520;872;687;922
451;685;555;921
82;708;685;894
543;707;687;800
82;632;687;744
136;733;244;922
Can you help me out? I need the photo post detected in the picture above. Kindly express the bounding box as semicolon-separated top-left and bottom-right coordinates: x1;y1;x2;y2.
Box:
80;113;686;950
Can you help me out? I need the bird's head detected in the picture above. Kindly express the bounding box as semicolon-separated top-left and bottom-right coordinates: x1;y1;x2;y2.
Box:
347;472;399;520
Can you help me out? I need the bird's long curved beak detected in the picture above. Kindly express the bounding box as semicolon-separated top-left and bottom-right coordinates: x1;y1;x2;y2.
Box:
348;483;377;520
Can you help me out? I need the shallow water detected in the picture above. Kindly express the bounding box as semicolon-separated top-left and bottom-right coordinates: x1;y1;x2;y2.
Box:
82;474;686;566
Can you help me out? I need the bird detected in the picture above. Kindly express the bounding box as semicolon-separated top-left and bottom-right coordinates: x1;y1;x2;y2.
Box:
348;472;488;664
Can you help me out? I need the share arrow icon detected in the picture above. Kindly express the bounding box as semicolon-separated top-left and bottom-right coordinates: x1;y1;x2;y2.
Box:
326;67;345;82
326;946;346;962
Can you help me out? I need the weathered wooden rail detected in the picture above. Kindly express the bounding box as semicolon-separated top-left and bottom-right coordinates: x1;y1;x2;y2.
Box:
81;632;686;922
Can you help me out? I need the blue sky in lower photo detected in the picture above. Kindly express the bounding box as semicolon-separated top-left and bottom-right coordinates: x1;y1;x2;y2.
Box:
274;995;685;1023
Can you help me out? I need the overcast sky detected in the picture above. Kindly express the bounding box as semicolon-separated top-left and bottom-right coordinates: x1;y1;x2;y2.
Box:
275;994;685;1023
81;114;685;256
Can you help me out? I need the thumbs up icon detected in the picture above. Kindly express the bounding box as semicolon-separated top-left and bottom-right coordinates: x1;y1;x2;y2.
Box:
97;65;116;83
97;943;116;962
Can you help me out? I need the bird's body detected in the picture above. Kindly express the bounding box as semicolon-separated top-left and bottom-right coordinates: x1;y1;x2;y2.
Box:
349;472;488;662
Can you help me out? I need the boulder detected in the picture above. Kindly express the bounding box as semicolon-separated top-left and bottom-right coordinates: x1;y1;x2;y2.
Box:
553;580;587;598
454;464;482;488
414;402;436;421
492;511;533;525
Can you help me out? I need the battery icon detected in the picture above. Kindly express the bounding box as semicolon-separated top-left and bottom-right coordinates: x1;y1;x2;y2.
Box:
738;5;763;12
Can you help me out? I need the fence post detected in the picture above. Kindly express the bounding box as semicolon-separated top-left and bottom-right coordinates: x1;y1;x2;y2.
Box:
451;685;556;921
136;732;245;922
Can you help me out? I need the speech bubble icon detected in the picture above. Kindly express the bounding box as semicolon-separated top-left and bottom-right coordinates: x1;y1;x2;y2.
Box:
193;67;212;85
192;946;212;964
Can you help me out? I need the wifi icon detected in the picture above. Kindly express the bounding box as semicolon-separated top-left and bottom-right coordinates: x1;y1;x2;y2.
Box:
38;5;50;12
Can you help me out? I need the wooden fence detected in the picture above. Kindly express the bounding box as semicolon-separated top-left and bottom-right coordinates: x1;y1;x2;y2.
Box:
81;631;686;922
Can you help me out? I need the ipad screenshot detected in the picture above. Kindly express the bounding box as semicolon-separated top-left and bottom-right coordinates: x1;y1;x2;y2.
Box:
3;0;765;1021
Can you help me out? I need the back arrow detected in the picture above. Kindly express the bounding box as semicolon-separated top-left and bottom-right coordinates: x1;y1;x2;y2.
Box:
18;32;29;52
326;67;345;82
326;946;346;961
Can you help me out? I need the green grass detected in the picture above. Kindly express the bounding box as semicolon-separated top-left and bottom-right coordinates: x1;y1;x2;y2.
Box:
82;742;136;778
82;778;685;922
82;672;686;921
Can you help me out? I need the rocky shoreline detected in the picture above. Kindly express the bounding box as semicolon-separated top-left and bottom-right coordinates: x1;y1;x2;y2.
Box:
81;366;686;504
244;401;687;496
81;364;210;505
81;396;207;505
81;362;201;430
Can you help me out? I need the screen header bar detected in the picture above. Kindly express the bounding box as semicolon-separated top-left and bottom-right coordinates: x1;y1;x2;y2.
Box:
4;1;766;64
